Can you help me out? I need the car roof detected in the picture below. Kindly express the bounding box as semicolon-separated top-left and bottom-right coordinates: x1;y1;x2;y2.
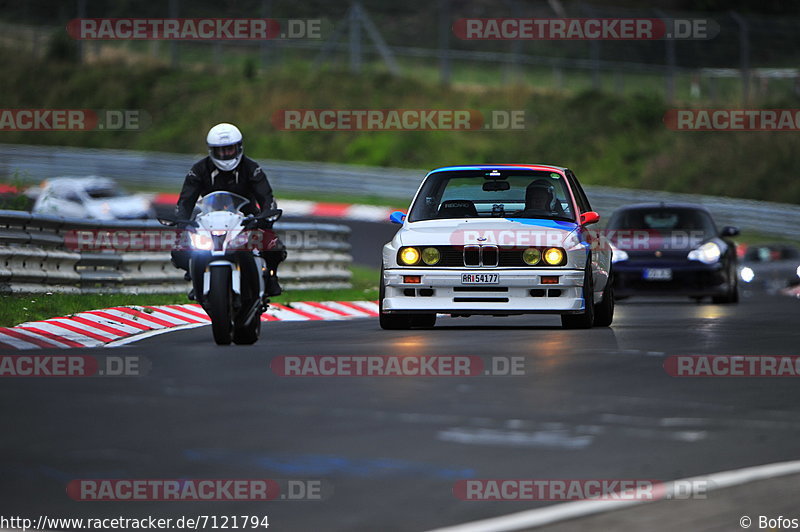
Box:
429;164;568;173
614;202;713;213
43;176;117;189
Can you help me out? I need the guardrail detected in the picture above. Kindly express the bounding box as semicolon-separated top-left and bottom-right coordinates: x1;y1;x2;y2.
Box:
0;211;352;294
2;143;800;239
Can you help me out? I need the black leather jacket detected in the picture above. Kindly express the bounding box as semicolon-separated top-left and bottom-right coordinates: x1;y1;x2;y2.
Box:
176;156;275;219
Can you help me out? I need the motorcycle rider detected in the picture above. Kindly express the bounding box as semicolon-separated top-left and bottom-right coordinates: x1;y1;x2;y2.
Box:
171;123;286;296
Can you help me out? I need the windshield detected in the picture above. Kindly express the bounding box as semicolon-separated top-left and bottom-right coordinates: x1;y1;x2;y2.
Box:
607;207;718;239
85;185;124;199
407;170;575;222
195;191;250;216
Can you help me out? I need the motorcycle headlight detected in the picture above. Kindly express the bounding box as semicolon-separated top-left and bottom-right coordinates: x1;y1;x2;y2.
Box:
543;247;565;266
189;232;213;251
399;247;420;265
688;241;721;264
740;266;755;283
421;247;440;265
796;265;800;279
522;248;541;265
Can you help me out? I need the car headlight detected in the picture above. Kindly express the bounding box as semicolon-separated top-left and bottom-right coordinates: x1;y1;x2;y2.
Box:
421;247;440;265
543;247;565;266
399;247;420;265
796;265;800;279
687;241;721;264
189;232;213;251
522;248;541;265
739;266;755;283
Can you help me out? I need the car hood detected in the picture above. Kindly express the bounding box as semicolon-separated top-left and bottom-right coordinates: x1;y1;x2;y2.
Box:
398;218;579;247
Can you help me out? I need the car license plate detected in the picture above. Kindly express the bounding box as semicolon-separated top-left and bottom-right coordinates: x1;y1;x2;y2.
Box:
644;268;672;281
461;273;499;284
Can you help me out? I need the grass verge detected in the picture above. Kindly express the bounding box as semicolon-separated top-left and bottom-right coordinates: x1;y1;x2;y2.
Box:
0;265;380;327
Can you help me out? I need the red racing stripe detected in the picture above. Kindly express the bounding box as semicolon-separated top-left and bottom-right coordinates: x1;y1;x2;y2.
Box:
66;316;128;338
84;311;152;331
269;303;323;320
17;327;85;348
145;306;203;324
302;301;351;316
334;301;379;317
111;307;176;327
0;328;60;349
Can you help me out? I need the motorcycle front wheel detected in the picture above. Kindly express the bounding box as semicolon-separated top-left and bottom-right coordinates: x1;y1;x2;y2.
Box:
207;266;233;345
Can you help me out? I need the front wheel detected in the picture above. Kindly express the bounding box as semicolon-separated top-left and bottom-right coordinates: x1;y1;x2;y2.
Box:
561;261;595;329
207;266;233;345
593;272;615;327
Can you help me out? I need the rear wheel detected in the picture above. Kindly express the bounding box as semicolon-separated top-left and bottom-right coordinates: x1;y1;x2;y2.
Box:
207;267;233;345
593;272;615;327
562;261;595;329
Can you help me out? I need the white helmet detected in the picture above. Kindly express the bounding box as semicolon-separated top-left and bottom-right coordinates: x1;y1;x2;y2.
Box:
206;123;243;172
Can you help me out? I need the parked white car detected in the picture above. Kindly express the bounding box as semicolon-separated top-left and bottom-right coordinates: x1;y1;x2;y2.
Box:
32;177;153;220
380;164;613;330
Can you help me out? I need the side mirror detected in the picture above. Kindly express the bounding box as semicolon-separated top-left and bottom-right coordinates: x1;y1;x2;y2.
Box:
579;211;600;226
721;226;739;237
389;211;406;225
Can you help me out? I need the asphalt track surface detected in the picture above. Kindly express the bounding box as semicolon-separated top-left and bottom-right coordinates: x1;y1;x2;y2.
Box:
1;288;799;531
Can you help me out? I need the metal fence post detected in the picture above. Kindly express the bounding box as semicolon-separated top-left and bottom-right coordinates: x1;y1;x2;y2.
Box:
349;3;362;74
439;0;451;85
730;11;751;105
169;0;179;68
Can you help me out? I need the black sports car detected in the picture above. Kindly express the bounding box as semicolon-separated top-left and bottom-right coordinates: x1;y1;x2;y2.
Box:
606;203;739;303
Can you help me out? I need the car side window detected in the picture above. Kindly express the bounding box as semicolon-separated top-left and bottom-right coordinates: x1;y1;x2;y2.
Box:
60;190;82;203
566;171;592;213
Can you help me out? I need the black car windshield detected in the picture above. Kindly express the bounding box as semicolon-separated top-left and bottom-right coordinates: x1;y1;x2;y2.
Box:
407;170;575;222
607;207;717;238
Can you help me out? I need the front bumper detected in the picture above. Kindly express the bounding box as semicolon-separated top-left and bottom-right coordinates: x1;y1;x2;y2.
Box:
382;268;586;315
613;260;729;297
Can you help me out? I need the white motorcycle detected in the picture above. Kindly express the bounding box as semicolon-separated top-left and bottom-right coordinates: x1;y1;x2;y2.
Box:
160;191;282;345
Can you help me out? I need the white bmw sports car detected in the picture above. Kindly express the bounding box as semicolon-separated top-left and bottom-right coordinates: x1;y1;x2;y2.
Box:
379;164;613;329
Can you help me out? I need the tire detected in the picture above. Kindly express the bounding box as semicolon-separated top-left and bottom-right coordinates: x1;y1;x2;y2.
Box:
411;314;437;328
712;264;740;304
561;260;595;329
593;272;615;327
379;266;412;330
233;316;261;345
207;267;233;345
